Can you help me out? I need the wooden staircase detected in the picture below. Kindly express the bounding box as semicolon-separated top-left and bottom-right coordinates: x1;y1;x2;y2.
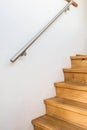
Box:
32;55;87;130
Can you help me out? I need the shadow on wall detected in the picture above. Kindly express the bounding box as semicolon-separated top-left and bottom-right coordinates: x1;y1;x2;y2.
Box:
83;1;87;23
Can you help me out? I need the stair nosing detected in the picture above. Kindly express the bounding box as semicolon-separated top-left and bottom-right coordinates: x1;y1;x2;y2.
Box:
54;82;87;92
63;68;87;73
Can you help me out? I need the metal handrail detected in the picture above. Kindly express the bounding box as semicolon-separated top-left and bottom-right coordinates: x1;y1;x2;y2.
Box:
10;0;78;63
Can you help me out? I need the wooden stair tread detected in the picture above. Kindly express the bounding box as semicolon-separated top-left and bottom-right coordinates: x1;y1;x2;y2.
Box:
45;97;87;115
32;115;86;130
71;56;87;60
54;82;87;91
63;68;87;73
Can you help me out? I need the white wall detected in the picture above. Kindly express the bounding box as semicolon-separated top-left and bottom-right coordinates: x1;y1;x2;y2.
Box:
0;0;87;130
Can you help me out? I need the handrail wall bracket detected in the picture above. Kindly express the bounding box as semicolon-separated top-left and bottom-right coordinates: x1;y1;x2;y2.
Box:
66;0;78;7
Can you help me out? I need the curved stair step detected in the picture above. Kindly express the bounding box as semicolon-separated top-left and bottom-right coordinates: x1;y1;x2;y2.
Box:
32;115;86;130
45;97;87;129
70;56;87;68
63;68;87;84
54;82;87;103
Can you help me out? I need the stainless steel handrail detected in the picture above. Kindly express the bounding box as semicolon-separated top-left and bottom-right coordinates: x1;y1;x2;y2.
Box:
10;0;76;63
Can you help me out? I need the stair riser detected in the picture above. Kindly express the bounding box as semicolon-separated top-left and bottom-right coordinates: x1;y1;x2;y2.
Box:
34;125;61;130
46;105;87;128
71;60;87;68
56;87;87;104
64;72;87;84
34;126;44;130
